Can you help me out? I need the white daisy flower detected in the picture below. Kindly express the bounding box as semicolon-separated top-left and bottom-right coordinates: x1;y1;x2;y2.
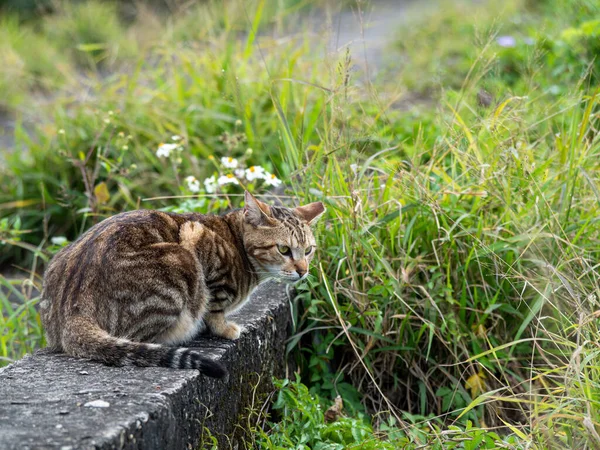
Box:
245;165;266;181
264;173;282;187
218;174;240;186
204;176;217;193
156;143;179;158
51;236;68;246
185;176;201;193
220;157;239;169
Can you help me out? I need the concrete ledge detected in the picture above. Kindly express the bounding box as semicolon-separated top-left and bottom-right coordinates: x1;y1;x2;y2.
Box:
0;282;292;450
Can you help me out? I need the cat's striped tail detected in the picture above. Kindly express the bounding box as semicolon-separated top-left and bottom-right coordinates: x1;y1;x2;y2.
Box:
59;316;228;379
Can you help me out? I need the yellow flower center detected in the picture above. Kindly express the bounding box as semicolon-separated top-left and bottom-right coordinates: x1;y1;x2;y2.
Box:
228;157;233;162
227;174;234;178
250;166;256;172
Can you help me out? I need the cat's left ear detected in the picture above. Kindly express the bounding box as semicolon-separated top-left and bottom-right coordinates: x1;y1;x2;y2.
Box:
295;202;325;225
244;191;276;227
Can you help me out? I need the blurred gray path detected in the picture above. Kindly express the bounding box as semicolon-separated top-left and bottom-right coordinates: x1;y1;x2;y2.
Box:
319;0;415;75
261;0;418;81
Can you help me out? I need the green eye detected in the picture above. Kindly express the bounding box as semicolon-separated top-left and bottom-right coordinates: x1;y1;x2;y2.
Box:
305;246;313;255
277;245;291;255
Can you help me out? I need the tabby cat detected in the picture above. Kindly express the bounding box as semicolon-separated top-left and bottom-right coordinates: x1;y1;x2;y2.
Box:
40;191;324;379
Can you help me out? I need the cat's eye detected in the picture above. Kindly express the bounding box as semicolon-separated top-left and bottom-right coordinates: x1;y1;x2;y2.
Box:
277;245;291;255
305;246;313;255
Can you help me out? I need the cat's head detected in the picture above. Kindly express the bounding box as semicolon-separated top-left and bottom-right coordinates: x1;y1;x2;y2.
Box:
241;191;325;283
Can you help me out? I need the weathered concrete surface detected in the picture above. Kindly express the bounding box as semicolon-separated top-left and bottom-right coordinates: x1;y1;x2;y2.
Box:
0;281;292;450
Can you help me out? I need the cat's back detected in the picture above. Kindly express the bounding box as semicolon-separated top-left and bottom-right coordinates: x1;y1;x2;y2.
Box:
59;209;184;256
43;210;187;295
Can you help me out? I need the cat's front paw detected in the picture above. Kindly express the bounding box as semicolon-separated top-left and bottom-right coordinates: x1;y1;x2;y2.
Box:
205;313;243;340
218;321;242;340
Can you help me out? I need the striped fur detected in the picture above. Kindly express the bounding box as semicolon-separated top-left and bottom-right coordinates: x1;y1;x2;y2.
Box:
40;191;324;377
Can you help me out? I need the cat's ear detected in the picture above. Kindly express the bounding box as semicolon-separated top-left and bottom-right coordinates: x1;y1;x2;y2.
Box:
295;202;325;225
244;191;275;227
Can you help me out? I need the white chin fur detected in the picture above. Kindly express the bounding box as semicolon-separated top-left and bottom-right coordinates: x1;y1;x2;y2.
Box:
276;274;299;284
283;275;308;284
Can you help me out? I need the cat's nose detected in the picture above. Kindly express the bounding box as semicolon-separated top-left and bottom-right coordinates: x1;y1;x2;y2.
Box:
295;261;308;278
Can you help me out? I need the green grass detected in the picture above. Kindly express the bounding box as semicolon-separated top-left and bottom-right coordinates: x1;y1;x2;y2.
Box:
42;1;137;69
247;378;528;449
1;0;600;448
0;275;44;365
0;15;70;109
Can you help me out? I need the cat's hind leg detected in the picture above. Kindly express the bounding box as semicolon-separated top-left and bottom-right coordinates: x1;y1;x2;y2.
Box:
114;242;207;344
